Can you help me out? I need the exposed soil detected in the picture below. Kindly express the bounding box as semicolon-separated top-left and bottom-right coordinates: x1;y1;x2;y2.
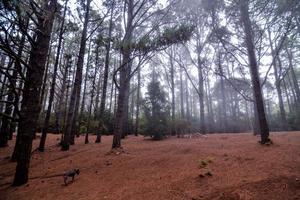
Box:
0;132;300;200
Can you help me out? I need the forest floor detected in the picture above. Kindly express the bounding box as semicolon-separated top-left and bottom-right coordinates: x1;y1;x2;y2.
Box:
0;132;300;200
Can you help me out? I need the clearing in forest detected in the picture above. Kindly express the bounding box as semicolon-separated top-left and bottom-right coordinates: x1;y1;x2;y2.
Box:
0;132;300;200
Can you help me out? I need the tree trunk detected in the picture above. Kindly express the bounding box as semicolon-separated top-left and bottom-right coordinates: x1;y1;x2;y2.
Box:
286;49;300;104
109;64;116;114
283;79;291;113
135;67;141;136
55;55;71;136
112;0;134;148
179;65;185;119
10;65;27;162
197;54;205;134
95;2;114;143
170;50;175;135
61;0;91;150
86;44;100;144
0;60;13;114
185;76;190;120
267;29;288;130
240;0;270;143
0;30;26;147
13;0;56;186
218;53;227;132
39;43;53;117
94;66;103;119
79;40;92;118
122;82;130;138
39;0;68;151
206;73;214;132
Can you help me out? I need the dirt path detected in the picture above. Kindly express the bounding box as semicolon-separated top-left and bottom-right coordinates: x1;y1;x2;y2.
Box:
0;132;300;200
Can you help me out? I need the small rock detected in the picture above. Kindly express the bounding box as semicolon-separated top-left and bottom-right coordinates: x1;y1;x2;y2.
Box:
105;161;112;166
198;174;205;178
205;171;212;176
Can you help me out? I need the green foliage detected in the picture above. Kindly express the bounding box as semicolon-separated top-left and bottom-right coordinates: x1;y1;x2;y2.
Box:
79;123;87;134
143;80;170;140
119;24;194;53
287;107;300;130
101;110;114;135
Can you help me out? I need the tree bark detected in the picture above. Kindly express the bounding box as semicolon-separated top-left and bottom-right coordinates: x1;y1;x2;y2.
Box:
197;54;205;134
13;0;57;186
86;44;100;144
135;67;141;136
267;29;288;130
240;0;270;143
109;64;116;114
79;40;92;118
185;75;190;120
55;55;71;136
179;65;185;119
170;49;175;135
95;2;114;143
218;53;227;132
287;49;300;104
0;30;26;147
61;0;91;150
39;0;68;151
112;0;134;148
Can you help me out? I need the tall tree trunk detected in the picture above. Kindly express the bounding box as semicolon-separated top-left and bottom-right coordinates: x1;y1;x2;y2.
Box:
218;53;227;132
130;83;135;133
240;0;270;143
286;72;297;104
267;29;288;130
197;55;205;134
185;76;190;120
61;58;73;143
39;43;53;117
85;45;100;144
55;55;71;136
80;40;92;118
61;0;91;150
0;59;12;113
170;50;175;135
135;67;141;136
286;49;300;104
95;2;114;143
0;30;26;147
13;0;56;186
94;66;103;119
179;65;185;119
113;77;118;117
10;64;27;162
206;73;214;132
112;0;133;148
283;79;291;113
109;64;116;114
39;0;68;151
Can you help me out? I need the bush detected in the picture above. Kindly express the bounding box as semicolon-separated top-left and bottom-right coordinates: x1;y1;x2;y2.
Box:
143;80;170;140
